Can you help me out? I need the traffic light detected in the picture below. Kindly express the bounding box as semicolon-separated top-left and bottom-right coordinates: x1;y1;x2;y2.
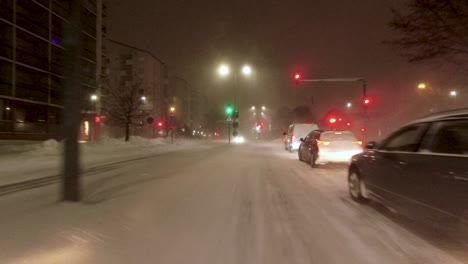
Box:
225;105;233;117
294;73;301;85
155;120;164;128
362;97;371;106
255;122;264;131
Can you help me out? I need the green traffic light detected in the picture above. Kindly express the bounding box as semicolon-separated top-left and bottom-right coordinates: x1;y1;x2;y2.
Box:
225;106;233;115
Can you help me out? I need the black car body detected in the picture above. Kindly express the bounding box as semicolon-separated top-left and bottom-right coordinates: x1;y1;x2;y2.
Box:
348;109;468;233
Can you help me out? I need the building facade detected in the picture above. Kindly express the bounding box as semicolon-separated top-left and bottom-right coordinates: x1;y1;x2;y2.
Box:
103;39;167;138
0;0;105;140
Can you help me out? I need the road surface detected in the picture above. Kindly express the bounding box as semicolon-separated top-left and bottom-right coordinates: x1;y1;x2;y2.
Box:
0;141;466;263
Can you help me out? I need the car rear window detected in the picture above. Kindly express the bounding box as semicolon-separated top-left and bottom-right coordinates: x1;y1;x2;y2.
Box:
321;132;356;141
293;124;318;138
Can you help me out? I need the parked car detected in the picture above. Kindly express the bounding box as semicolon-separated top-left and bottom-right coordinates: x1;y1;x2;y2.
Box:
348;109;468;239
285;123;318;152
298;130;362;167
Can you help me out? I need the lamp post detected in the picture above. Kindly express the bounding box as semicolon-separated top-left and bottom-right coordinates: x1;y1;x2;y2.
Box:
169;106;175;144
217;63;253;143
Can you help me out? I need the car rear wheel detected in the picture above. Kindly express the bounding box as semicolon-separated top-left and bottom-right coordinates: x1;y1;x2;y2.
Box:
348;171;368;203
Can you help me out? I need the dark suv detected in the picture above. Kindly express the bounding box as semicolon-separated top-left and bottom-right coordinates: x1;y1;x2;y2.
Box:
348;109;468;237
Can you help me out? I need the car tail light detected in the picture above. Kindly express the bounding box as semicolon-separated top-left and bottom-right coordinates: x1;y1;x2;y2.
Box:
334;132;343;135
316;139;331;145
352;141;363;145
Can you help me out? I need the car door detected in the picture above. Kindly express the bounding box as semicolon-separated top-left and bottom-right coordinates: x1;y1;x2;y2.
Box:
366;123;429;208
299;132;311;160
301;131;316;161
415;119;468;222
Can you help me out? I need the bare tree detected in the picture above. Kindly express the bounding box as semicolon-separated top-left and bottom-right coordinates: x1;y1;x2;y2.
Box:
388;0;468;69
102;78;145;141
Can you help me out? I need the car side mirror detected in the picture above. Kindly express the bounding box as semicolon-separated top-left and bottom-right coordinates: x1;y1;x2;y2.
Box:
365;141;377;150
300;138;304;142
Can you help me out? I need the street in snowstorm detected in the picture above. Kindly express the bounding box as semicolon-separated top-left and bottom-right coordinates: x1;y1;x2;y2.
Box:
0;141;465;264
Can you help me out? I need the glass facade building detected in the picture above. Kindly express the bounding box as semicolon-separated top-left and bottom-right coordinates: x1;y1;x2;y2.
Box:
0;0;104;140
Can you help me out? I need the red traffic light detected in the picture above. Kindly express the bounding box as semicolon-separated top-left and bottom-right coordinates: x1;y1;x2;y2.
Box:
362;97;371;105
155;120;164;128
294;74;301;80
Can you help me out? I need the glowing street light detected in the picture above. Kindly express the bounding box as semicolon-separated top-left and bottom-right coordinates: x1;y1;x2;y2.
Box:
218;65;230;76
417;83;427;89
450;90;457;97
251;106;256;110
170;106;176;112
261;106;266;110
141;96;147;101
346;102;352;108
242;65;252;75
90;94;98;101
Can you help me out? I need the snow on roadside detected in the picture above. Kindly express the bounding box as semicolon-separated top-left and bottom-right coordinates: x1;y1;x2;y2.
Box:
0;137;211;186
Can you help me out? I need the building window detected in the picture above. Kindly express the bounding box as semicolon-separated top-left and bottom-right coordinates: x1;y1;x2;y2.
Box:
51;45;65;76
12;100;48;134
48;106;62;124
50;75;64;105
15;65;49;103
16;0;49;39
81;5;96;36
0;0;13;22
35;0;50;8
81;32;96;61
51;14;64;46
0;20;13;59
16;29;49;70
81;58;96;86
0;60;12;96
52;0;71;18
0;98;13;133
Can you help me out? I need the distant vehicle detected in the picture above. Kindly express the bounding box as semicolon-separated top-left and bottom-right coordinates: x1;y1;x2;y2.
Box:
298;130;362;167
348;109;468;240
285;123;318;152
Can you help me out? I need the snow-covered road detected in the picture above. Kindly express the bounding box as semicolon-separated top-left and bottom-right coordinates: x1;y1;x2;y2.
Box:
0;141;466;263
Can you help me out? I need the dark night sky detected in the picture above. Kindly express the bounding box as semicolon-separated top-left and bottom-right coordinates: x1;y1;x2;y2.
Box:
108;0;445;124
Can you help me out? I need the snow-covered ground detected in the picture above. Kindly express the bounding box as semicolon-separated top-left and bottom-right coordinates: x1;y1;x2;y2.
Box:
0;136;216;186
0;141;466;263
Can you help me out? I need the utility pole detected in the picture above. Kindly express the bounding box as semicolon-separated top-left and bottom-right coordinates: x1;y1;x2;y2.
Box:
62;0;82;201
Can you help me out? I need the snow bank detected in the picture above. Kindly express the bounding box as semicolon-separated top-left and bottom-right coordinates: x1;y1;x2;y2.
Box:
0;136;210;186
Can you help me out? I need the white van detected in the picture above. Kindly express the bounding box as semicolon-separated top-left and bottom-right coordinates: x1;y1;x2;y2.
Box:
285;123;319;152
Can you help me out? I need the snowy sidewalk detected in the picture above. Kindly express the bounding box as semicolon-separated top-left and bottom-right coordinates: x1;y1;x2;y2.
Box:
0;137;216;188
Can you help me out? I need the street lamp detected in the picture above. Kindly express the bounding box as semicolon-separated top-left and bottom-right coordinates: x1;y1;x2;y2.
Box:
90;94;98;101
450;90;457;97
418;83;427;89
261;106;266;110
242;65;252;75
218;65;229;76
346;102;352;108
251;106;255;110
170;106;176;113
141;96;147;101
